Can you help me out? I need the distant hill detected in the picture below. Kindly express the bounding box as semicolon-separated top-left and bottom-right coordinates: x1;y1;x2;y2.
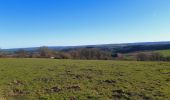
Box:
2;41;170;53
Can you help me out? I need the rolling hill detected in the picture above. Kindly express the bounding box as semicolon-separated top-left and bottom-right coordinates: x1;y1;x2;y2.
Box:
2;41;170;53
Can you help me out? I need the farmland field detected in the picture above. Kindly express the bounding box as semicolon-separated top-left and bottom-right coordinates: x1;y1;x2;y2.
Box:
0;59;170;100
154;49;170;57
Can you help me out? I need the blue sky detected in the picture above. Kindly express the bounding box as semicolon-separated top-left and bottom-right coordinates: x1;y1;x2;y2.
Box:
0;0;170;49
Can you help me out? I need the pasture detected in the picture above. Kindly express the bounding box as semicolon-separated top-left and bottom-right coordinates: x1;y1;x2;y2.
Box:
155;49;170;57
0;59;169;100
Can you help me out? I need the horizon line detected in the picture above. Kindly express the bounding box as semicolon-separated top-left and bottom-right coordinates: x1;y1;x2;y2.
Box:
2;40;170;50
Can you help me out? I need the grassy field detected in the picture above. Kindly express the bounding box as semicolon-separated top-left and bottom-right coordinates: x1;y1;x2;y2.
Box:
0;59;170;100
155;49;170;57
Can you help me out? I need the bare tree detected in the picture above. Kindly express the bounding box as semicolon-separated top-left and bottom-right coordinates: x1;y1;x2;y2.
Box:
38;46;55;58
16;49;29;58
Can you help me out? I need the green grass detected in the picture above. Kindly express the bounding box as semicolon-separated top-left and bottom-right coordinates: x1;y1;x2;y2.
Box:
0;58;170;100
155;49;170;57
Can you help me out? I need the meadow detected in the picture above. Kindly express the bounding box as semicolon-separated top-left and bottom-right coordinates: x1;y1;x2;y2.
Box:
155;49;170;57
0;58;169;100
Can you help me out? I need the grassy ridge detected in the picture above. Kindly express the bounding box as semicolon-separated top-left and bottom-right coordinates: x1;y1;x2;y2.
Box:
155;49;170;57
0;59;170;100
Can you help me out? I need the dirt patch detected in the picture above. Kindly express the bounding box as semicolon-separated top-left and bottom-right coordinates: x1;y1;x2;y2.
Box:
112;89;153;100
65;85;81;91
9;88;28;96
47;85;81;93
69;96;78;100
112;89;131;99
74;75;83;79
10;80;23;86
103;80;116;84
47;86;62;93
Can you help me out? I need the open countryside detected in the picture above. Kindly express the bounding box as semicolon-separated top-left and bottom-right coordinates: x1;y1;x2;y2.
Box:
0;59;169;99
0;0;170;99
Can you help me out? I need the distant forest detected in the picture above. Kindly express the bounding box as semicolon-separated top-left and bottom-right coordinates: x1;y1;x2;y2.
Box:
1;42;170;61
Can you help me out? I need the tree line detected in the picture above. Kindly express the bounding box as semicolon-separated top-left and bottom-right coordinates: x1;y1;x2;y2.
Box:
0;47;112;60
135;52;170;61
0;46;170;61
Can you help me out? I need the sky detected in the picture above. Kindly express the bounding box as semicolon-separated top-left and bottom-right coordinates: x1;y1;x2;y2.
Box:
0;0;170;49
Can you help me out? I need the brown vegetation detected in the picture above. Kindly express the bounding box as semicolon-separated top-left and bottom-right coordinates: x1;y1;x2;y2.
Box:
1;47;170;61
